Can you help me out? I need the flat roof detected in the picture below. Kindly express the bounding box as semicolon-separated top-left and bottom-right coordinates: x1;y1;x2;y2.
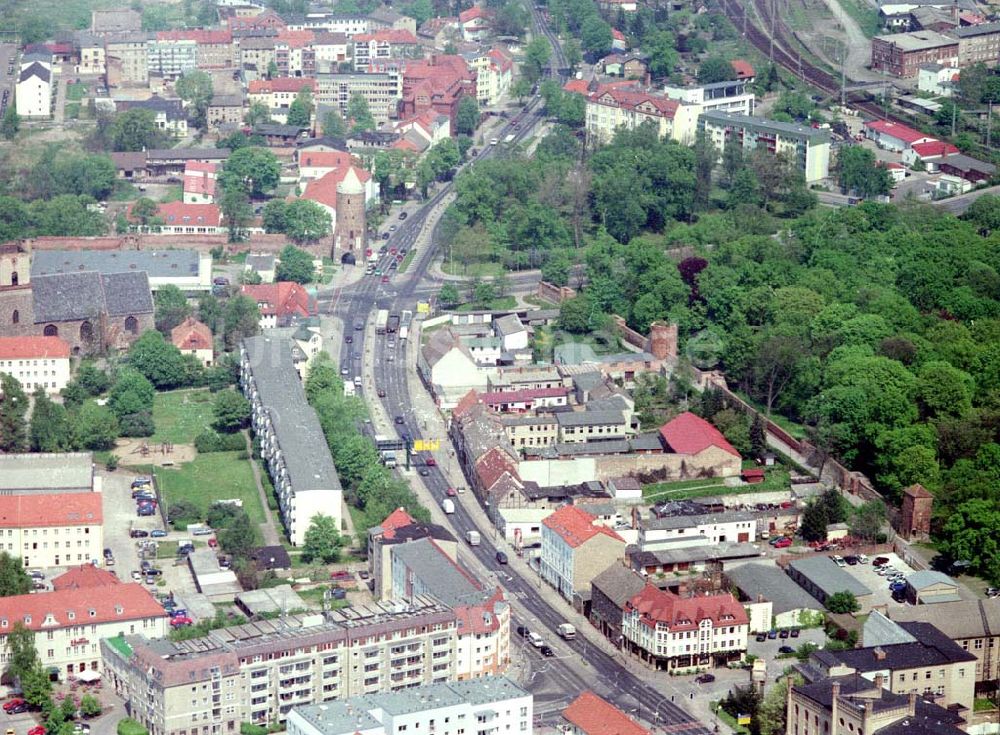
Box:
726;562;822;614
787;556;872;598
0;453;94;493
873;29;957;50
699;110;831;140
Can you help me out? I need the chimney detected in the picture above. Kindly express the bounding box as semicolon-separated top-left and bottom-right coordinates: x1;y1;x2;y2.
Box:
873;647;887;661
644;71;651;87
952;0;958;21
873;673;885;691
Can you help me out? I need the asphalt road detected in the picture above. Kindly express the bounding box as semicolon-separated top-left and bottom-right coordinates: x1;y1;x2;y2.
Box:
314;11;712;734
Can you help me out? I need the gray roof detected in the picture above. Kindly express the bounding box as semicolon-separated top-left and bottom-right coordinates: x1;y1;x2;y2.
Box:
889;598;1000;639
389;537;486;607
242;336;342;496
863;610;917;647
700;109;831;140
938;152;997;174
953;21;1000;36
32;250;200;280
726;562;821;614
787;556;872;599
494;313;524;337
19;62;51;83
631;541;760;567
556;410;625;427
827;621;975;671
641;510;754;531
31;271;153;323
591;563;646;607
246;254;276;271
146;148;230;161
572;370;604;392
0;453;94;493
235;585;306;615
906;569;957;591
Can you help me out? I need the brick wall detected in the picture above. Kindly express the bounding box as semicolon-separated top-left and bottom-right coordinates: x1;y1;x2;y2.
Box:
535;281;576;303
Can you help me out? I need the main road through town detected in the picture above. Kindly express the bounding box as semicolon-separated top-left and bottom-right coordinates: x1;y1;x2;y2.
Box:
315;12;714;734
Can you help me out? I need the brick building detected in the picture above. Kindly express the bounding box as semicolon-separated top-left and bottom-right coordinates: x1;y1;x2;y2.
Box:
899;483;932;539
399;55;476;131
871;30;959;76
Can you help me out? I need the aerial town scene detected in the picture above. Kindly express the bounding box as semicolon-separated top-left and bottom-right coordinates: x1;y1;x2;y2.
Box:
2;0;1000;732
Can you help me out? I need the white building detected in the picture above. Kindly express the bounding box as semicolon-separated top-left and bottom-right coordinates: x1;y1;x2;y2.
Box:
540;505;626;604
0;492;102;569
497;508;550;545
663;79;755;118
418;328;488;409
469;48;512;107
638;511;757;551
287;678;532;735
0;336;71;394
918;63;959;97
16;62;52;118
147;38;198;78
493;314;528;351
241;336;343;545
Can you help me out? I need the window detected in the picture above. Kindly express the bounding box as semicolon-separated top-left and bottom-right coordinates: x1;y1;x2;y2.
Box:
11;310;17;324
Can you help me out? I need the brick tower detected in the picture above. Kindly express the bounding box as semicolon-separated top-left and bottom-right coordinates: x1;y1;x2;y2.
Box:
333;167;366;257
900;484;933;539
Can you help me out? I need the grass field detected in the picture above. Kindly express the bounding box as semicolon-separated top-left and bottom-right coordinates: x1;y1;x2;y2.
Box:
151;389;215;445
455;296;517;312
397;250;416;274
156;451;266;525
643;468;792;501
66;83;86;101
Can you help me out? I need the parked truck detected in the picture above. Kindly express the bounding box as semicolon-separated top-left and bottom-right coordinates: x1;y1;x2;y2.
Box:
375;309;389;334
399;310;412;341
557;623;576;640
387;313;400;334
466;530;481;546
442;498;455;514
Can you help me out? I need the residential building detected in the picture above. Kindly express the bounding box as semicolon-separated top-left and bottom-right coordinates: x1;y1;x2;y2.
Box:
500;414;559;450
488;366;566;392
312;33;351;68
287;678;531;735
102;601;463;734
585;86;697;145
459;6;491;41
902;139;960;168
787;675;968;735
658;412;742;476
240;283;317;328
245;254;277;283
563;692;648;735
352;29;420;70
208;94;246;129
786;556;875;612
316;67;402;124
16;62;51;118
115;96;188;137
0;335;71;393
106;33;150;85
589;564;647;645
469;48;512;106
496;508;550;546
663;78;755;118
239;36;277;76
482;387;570;414
367;507;457;600
724;562;822;632
871;30;959;76
171;316;214;366
0;577;167;681
638;510;757;549
0;453;97;495
808;613;976;715
147;38;198;78
890;599;1000;688
863;119;937;152
368;7;417;34
698;110;831;183
556;410;630;444
0;492;102;569
155;29;234;68
399;55;476;130
418;329;487;408
76;32;106;75
540;504;626;604
955;21;1000;65
183;161;218;204
248;77;318;122
918;62;959;95
144;147;231;176
138;202;226;235
31;249;212;292
621;584;749;670
241;336;343;545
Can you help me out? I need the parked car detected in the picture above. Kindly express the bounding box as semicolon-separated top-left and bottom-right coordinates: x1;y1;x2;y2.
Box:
767;630;778;639
28;571;44;580
3;699;25;713
170;616;193;627
394;415;404;424
129;529;149;538
446;487;457;497
425;457;437;466
131;477;151;488
790;628;800;638
150;529;167;538
873;556;890;566
695;673;715;683
755;633;767;642
779;629;789;639
496;551;508;565
779;645;795;655
540;645;555;657
773;537;792;549
29;725;46;735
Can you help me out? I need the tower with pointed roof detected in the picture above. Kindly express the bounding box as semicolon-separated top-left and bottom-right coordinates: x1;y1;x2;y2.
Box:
333;166;366;257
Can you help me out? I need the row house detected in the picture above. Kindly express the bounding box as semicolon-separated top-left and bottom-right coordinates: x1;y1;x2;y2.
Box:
284;13;369;37
102;601;461;735
239;36;278;75
540;505;626;606
481;387;570;414
276;29;318;77
312;32;351;68
353;29;420;70
621;585;749;670
240;335;343;545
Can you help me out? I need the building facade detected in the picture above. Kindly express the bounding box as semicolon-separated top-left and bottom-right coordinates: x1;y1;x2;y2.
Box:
0;492;103;569
0;335;71;393
870;30;958;76
540;505;626;604
316;68;402;124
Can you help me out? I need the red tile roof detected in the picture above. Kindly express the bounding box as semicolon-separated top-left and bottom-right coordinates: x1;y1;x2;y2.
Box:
277;29;315;48
378;507;418;539
730;59;755;79
543;505;625;549
454;586;506;635
658;412;740;458
240;282;316;319
460;6;490;22
904;483;933;499
488;47;513;72
185;160;217;174
139;201;221;228
301;166;371;209
156;29;232;44
452;390;484;421
298;150;355;170
171;316;213;352
0;336;70;360
0;493;102;528
475;447;519;491
183;162;217;197
588;87;679;119
626;585;748;631
52;564;120;591
863;120;931;145
911;140;960;158
563;692;651;735
564;79;591;95
0;583;166;632
612;28;626;40
248;77;317;94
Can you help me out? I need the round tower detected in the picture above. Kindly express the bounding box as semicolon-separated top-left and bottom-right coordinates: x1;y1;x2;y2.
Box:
333;167;366;257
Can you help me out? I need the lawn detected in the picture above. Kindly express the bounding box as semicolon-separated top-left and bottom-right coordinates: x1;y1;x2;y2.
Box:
397;250;416;274
65;103;81;119
151;389;216;445
66;83;87;101
455;295;517;312
160;185;183;203
156;541;179;559
642;468;792;501
440;260;505;278
155;451;266;526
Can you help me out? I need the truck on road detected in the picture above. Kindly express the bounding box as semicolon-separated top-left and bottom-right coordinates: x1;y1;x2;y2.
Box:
557;623;576;640
387;313;400;333
375;309;389;334
442;498;455;514
399;310;412;341
466;530;481;546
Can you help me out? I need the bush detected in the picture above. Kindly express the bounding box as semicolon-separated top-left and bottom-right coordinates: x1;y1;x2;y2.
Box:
118;719;148;735
105;454;119;471
194;431;246;453
118;411;155;438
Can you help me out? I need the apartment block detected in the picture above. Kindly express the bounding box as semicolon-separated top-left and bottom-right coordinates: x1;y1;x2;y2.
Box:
698;110;831;183
106;33;150;85
316;68;402;123
0;492;103;569
147;38;198;78
955;22;1000;65
101;601;462;735
288;677;532;735
240;336;343;545
0;335;71;393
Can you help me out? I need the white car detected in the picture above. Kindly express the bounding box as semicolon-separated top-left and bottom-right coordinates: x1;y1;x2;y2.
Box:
527;632;544;648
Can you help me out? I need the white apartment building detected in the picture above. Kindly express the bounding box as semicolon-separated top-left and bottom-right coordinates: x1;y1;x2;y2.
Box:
147;39;198;78
16;62;52;118
584;86;700;146
663;79;754;120
469;48;512;107
637;511;757;551
0;336;71;394
0;492;103;569
621;585;749;671
287;677;532;735
241;336;343;545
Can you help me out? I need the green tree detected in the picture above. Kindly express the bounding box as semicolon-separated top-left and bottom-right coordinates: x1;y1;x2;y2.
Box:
645;31;679;79
130;197;162;232
563;38;583;70
108;368;155;421
276;244;317;283
541;252;572;286
262;199;289;233
301;513;344;563
850;500;887;542
837;146;892;198
697;55;735;84
559;294;596;333
963;194;1000;235
154;284;192;333
79;695;102;718
0;374;28;452
455;95;480;136
72;403;119;450
117;719;149;735
580;15;612;56
111;108;165;151
511;77;532;103
495;1;528;36
826;591;860;614
175;70;214;130
347;93;375;133
939;498;1000;582
758;676;803;735
220;187;254;243
29;387;73;453
6;622;38;681
916;360;974;418
223;295;262;349
20;665;51;709
283;200;332;244
218;510;256;561
245;101;271;128
1;106;20;140
799;500;828;542
128;331;199;390
213;390;251;433
322;109;348;138
286;87;314;128
524;37;552;82
220;147;281;198
439;283;461;307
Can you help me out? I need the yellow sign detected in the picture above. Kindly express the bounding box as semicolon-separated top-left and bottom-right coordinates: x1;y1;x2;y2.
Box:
416;302;430;314
737;715;752;726
413;439;440;452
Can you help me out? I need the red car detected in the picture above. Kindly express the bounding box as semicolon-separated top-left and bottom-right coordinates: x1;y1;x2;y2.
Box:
170;616;193;627
390;247;397;255
381;276;389;283
28;725;46;735
207;538;218;548
773;537;793;549
3;699;24;713
446;487;457;497
425;457;437;467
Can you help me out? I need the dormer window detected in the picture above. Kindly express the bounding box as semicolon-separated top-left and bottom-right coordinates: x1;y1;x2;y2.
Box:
1;619;8;628
68;612;75;620
89;609;96;617
115;605;124;615
23;616;30;625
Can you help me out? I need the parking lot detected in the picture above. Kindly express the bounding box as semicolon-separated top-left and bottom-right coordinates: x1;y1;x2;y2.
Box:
835;552;919;610
747;626;827;683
